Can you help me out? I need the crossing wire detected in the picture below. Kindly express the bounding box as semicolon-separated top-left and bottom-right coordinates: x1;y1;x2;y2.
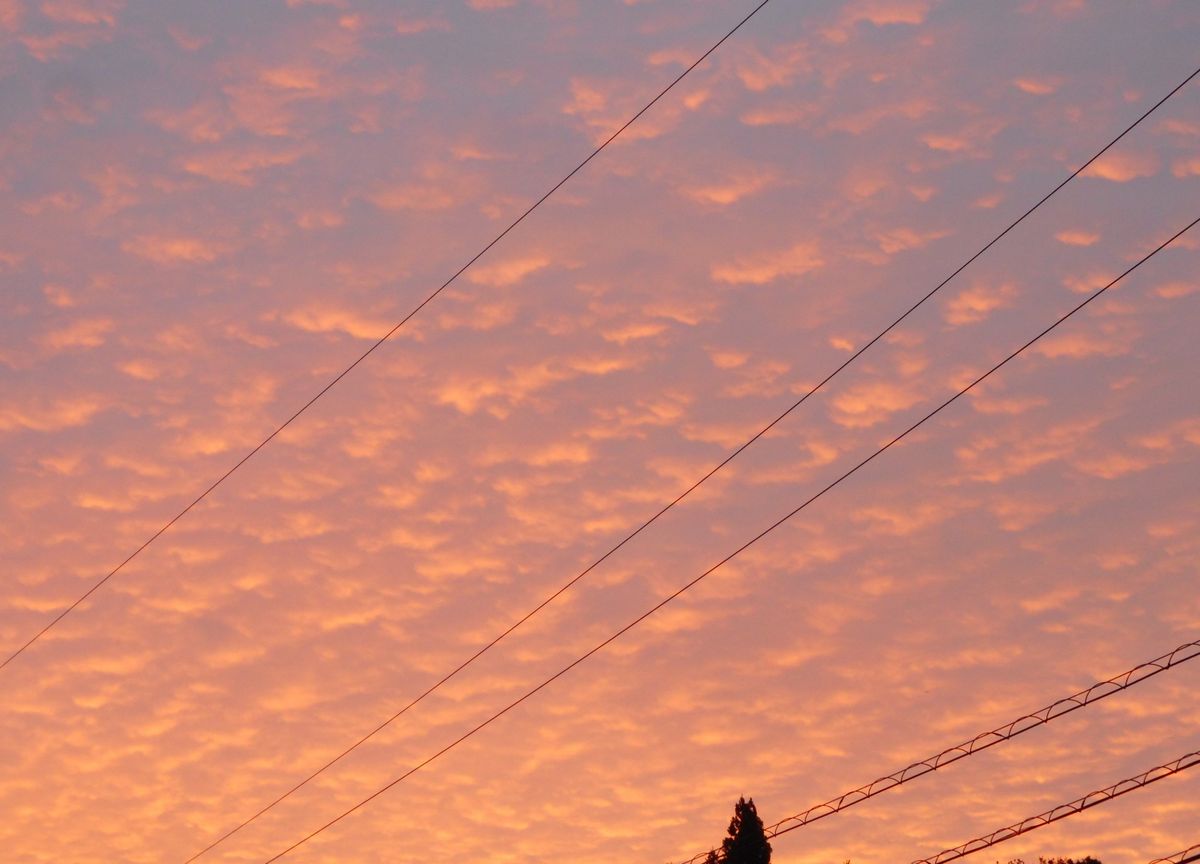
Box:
911;751;1200;864
678;639;1200;863
181;59;1200;863
248;213;1199;863
0;0;775;674
1151;845;1200;864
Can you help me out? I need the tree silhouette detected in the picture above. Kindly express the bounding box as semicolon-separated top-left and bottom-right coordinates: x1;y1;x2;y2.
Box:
719;797;771;864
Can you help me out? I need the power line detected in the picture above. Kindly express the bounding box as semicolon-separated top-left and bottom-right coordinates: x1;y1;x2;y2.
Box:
677;639;1200;863
250;214;1198;863
1151;845;1200;864
910;751;1200;864
180;61;1200;863
0;0;775;675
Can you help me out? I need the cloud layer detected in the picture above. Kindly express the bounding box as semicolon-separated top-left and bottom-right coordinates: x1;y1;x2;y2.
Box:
1;2;1198;864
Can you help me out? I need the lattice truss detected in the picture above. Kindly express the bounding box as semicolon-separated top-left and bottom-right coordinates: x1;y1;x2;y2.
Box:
912;751;1200;864
679;641;1199;864
1149;844;1200;864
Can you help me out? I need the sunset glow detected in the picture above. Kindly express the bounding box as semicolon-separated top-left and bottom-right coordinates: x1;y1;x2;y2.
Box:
2;2;1198;863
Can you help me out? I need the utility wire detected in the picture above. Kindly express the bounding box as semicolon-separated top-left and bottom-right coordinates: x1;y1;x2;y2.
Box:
677;639;1200;863
911;751;1200;864
1151;845;1200;864
251;213;1199;864
181;60;1200;863
0;0;775;674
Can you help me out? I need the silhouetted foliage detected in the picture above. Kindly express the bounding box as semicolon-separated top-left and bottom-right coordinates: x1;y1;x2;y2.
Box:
1000;857;1102;864
719;797;771;864
703;851;720;864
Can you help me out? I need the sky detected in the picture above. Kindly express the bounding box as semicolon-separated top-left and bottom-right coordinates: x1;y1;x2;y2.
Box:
1;1;1198;863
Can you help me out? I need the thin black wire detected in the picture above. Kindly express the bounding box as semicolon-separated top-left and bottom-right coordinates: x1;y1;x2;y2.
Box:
181;62;1200;863
0;0;774;674
256;214;1199;863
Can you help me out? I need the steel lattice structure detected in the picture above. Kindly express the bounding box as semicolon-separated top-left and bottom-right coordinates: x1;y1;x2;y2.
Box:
677;640;1199;864
911;751;1200;864
1150;845;1200;864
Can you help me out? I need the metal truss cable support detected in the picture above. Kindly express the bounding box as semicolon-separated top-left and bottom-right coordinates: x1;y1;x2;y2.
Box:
1150;845;1200;864
911;751;1200;864
678;640;1200;864
181;61;1200;864
253;215;1199;864
0;0;775;675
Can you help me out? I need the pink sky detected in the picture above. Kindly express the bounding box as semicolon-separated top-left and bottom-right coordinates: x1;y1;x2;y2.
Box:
1;1;1198;862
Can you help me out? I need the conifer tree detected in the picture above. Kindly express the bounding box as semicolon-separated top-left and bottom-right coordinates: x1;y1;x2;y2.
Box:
719;797;771;864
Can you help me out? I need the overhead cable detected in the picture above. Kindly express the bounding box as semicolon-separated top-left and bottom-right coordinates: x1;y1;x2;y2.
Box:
182;59;1200;862
0;0;776;674
251;213;1199;864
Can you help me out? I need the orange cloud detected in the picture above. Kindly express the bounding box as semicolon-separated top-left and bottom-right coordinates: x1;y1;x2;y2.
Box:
943;282;1018;326
711;241;823;285
1055;229;1100;247
1083;150;1159;182
39;318;113;352
122;234;225;264
680;171;773;206
1013;77;1059;95
284;306;391;340
830;379;922;428
180;146;305;185
0;395;104;431
467;255;551;288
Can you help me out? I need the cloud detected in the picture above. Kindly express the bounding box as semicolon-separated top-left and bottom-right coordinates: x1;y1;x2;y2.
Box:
366;160;469;210
41;0;123;27
563;78;680;143
437;353;635;415
830;379;922;428
148;100;233;143
600;320;668;346
1172;156;1200;178
467;255;551;288
39;318;113;352
122;235;226;264
1083;150;1159;182
1013;77;1060;95
679;171;773;206
283;306;392;340
943;282;1018;326
824;0;931;42
180;146;305;185
955;418;1101;483
729;44;808;93
0;394;104;431
1054;229;1100;247
1032;320;1137;360
711;242;823;285
874;226;951;256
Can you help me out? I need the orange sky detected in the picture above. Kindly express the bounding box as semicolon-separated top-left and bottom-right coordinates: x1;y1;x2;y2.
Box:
1;1;1198;863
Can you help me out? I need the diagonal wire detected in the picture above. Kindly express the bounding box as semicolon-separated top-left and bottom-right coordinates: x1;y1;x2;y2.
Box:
677;639;1200;863
911;751;1200;864
179;60;1200;863
1151;845;1200;864
0;0;776;675
252;213;1199;864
